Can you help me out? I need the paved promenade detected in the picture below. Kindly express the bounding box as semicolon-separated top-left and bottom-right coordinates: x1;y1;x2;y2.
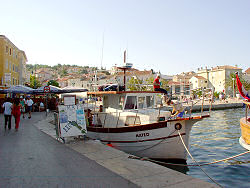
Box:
34;112;218;188
0;113;138;188
0;111;219;188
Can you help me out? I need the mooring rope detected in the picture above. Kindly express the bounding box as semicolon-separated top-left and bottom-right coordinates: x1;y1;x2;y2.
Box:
129;149;250;167
177;130;223;188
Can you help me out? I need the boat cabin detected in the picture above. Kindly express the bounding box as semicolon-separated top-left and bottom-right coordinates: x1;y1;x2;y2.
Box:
87;91;171;128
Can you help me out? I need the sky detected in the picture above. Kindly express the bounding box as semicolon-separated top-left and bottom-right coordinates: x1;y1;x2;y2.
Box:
1;0;250;75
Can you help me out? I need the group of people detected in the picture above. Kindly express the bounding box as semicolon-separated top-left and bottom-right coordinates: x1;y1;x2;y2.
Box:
1;96;34;131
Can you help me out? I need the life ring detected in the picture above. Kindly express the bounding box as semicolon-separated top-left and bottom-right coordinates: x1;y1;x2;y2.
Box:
175;123;182;130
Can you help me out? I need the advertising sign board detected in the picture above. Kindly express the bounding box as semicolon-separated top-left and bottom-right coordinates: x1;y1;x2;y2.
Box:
58;104;87;137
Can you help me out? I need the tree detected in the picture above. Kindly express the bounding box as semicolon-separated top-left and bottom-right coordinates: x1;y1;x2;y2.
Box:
60;69;68;77
80;69;88;74
161;79;170;92
225;73;250;95
127;77;146;91
30;75;41;89
145;76;154;91
47;80;59;87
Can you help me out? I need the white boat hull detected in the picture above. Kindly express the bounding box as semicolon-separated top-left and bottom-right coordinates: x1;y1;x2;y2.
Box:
87;118;201;161
239;136;250;151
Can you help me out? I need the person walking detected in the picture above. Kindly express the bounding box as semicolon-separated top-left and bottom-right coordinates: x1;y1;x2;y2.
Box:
20;96;26;118
2;98;13;130
26;96;34;119
12;98;21;131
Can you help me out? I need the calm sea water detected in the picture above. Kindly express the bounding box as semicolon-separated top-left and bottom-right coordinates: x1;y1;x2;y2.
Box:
186;108;250;188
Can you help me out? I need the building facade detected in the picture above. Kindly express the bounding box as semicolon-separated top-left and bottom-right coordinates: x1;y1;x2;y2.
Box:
197;65;242;94
189;76;208;90
0;35;27;86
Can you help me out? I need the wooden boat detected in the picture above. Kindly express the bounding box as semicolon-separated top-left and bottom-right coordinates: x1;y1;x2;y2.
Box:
86;90;210;162
235;72;250;150
239;100;250;150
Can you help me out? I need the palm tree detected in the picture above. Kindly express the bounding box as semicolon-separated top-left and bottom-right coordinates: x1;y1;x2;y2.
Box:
225;73;250;96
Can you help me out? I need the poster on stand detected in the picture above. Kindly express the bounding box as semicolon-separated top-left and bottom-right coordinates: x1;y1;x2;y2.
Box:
63;95;76;105
58;104;87;137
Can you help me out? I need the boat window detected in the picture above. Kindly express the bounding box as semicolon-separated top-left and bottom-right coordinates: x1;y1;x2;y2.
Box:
119;96;125;109
138;97;145;109
146;96;154;107
125;96;137;109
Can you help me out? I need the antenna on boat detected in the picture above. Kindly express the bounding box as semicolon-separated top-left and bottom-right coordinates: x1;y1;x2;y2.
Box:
124;50;126;64
117;49;133;91
100;31;105;69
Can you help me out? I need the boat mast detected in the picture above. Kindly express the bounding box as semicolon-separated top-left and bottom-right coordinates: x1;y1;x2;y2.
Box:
117;50;132;91
123;50;127;89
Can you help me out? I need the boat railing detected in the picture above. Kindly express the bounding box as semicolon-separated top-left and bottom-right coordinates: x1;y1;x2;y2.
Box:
90;110;142;128
164;87;214;118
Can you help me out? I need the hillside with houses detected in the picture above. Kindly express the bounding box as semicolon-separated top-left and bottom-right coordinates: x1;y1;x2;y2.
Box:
25;63;250;99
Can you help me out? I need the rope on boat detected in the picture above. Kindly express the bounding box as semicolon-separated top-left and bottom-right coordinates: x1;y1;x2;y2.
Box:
177;130;223;188
128;150;250;167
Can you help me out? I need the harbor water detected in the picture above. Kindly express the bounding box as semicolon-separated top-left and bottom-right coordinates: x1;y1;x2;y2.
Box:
186;108;250;188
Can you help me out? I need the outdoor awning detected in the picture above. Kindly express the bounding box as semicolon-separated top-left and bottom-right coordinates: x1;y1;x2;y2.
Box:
1;85;34;94
33;85;88;94
33;85;62;94
61;86;88;93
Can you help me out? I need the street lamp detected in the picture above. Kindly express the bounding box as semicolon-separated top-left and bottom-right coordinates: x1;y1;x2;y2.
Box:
232;78;235;98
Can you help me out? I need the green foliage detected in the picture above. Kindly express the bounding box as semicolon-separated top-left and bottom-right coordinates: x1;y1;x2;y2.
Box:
80;69;88;74
225;73;236;91
213;91;220;99
127;77;146;91
197;90;202;97
145;76;154;91
30;75;41;89
192;89;203;98
241;78;250;91
26;64;51;72
225;73;250;94
61;69;68;76
100;70;110;75
47;80;59;87
161;79;169;91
